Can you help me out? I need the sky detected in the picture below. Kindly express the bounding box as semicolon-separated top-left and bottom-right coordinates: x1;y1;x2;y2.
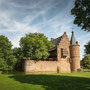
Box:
0;0;90;59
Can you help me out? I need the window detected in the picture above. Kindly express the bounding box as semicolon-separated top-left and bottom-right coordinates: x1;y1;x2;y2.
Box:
61;48;68;57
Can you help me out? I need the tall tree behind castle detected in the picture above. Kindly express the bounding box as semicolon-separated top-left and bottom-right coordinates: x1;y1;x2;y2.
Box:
71;0;90;31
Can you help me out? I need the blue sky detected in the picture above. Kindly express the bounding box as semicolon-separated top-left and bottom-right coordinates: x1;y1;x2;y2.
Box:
0;0;90;59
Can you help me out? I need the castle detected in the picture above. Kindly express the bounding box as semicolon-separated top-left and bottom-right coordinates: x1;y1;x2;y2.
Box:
24;31;80;73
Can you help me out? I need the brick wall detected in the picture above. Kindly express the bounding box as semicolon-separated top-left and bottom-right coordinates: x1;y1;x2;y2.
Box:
70;45;80;71
57;33;70;61
56;33;71;73
24;60;71;73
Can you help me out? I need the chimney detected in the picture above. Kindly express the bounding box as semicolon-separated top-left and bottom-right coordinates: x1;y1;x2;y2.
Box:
51;38;54;41
64;32;66;35
76;41;79;45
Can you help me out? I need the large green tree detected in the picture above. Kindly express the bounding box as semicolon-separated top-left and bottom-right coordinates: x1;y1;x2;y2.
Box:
13;47;23;70
82;56;90;69
20;33;53;60
13;47;23;60
84;41;90;55
71;0;90;31
0;35;17;71
81;41;90;69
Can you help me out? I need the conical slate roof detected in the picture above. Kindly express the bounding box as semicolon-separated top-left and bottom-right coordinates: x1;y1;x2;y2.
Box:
70;31;77;45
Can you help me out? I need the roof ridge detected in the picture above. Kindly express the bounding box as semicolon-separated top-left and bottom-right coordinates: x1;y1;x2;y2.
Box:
53;36;61;41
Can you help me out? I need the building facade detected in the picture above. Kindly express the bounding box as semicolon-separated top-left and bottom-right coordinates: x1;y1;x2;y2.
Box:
24;31;80;73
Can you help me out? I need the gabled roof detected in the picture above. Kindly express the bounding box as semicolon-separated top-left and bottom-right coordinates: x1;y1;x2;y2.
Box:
50;36;62;51
52;36;62;47
50;32;69;51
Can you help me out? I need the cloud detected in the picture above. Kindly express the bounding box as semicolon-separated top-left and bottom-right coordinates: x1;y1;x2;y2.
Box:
0;0;89;59
0;9;38;47
7;0;56;9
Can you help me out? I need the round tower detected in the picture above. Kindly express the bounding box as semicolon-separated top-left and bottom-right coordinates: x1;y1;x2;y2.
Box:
70;31;80;72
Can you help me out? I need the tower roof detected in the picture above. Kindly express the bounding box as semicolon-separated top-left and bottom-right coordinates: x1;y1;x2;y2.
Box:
70;31;77;45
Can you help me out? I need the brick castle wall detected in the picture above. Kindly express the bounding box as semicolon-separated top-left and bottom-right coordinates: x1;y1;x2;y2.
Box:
24;60;71;73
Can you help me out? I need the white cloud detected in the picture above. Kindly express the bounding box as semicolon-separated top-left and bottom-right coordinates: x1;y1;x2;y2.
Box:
7;0;56;9
0;11;38;47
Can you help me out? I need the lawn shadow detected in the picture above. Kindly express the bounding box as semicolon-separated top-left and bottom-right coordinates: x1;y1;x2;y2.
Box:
9;74;90;90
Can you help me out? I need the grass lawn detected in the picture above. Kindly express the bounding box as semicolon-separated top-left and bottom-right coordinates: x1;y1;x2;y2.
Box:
0;72;90;90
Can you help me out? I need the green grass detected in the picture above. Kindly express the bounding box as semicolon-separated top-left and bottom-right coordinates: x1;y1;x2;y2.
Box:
0;72;90;90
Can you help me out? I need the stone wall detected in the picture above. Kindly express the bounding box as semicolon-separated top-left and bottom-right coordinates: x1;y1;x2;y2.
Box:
24;60;71;73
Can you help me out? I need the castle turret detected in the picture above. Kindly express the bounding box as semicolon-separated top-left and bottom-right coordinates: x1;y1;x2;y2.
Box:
70;31;80;72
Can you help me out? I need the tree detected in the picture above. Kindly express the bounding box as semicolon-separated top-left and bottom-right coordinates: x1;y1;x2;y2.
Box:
20;33;53;60
0;35;17;71
84;41;90;55
13;47;23;70
7;55;17;70
71;0;90;31
81;41;90;69
13;47;23;60
0;35;12;59
82;56;90;69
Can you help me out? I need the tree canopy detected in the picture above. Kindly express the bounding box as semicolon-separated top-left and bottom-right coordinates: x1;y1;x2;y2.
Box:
13;47;23;60
20;33;53;60
84;41;90;55
81;41;90;69
0;35;12;59
82;56;90;69
0;35;17;71
12;47;23;70
71;0;90;31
